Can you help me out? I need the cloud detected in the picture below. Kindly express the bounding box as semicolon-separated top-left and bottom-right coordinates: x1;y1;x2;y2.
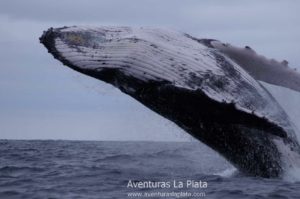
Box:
0;0;299;140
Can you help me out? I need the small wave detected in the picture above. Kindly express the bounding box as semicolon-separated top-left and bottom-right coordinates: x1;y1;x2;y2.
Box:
96;154;133;162
20;148;39;152
0;191;21;197
0;166;45;173
96;152;179;162
150;150;183;158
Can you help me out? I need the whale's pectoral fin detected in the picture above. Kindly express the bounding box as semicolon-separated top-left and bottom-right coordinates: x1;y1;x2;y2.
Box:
264;68;300;93
197;39;300;93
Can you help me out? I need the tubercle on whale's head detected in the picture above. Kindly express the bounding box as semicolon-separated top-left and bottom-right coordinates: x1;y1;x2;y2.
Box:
40;26;113;70
40;26;165;95
39;27;84;70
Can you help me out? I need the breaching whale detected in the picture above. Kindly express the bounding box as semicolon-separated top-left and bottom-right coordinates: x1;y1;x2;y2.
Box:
40;26;300;178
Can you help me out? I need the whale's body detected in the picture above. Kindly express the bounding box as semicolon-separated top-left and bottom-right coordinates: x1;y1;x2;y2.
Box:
40;26;300;178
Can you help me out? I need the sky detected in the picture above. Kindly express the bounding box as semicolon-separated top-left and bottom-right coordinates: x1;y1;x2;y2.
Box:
0;0;299;141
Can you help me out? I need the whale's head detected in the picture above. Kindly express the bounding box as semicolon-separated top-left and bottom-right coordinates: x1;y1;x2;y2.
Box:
40;26;174;96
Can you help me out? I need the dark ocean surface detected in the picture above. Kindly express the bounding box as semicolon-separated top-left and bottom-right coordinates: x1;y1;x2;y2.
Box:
0;140;299;199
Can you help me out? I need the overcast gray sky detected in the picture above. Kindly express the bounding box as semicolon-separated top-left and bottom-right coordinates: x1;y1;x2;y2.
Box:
0;0;299;141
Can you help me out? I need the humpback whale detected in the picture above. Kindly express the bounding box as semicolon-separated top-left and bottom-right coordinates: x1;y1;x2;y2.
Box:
40;26;300;178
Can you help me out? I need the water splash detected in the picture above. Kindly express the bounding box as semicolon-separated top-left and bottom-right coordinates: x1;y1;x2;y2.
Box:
273;138;300;182
283;166;300;182
214;168;237;178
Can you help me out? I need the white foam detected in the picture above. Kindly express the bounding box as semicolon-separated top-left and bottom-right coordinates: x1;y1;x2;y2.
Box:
283;166;300;182
215;167;238;178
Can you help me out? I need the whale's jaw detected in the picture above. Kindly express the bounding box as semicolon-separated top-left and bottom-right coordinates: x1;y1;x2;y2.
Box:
40;26;300;178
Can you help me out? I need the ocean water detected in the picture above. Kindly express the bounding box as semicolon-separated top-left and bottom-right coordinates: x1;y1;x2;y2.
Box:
0;140;299;199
